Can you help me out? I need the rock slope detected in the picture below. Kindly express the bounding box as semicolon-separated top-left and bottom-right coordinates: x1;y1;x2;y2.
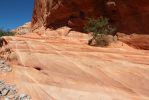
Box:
0;33;149;100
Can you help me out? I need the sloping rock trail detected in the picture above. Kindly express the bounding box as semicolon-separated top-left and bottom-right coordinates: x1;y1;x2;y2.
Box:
0;33;149;100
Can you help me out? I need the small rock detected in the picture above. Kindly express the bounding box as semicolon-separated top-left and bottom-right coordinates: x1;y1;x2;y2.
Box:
4;97;10;100
14;95;19;100
14;94;31;100
0;80;31;100
19;94;31;100
0;80;5;85
0;64;4;68
0;60;12;72
1;87;10;96
0;60;5;64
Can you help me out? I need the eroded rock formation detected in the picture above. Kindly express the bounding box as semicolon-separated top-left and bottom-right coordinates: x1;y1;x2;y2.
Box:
0;0;149;100
12;22;31;35
0;33;148;100
32;0;149;34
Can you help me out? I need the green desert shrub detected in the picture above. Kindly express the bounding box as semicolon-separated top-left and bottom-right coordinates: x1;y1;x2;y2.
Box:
84;16;117;46
0;29;15;37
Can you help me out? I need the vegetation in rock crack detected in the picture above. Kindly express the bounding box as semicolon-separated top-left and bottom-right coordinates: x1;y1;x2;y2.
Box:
84;16;117;47
0;29;15;37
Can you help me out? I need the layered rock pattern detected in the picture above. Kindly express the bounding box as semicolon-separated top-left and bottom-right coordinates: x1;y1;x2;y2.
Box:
32;0;149;34
118;33;149;50
0;0;148;99
0;33;149;100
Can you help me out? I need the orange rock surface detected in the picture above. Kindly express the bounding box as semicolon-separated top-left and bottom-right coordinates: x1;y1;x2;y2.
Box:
0;33;149;100
119;33;149;50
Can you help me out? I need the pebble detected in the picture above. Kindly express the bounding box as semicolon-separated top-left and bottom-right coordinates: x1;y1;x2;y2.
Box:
0;60;30;100
0;60;5;64
0;60;12;72
1;87;10;96
0;84;16;97
4;97;10;100
0;80;5;85
0;80;31;100
15;94;31;100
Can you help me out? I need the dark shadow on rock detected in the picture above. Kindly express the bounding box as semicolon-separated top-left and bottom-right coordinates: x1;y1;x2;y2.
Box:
0;38;8;47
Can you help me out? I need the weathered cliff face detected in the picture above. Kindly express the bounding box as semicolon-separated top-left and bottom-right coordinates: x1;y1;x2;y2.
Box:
32;0;149;34
114;0;149;34
32;0;102;30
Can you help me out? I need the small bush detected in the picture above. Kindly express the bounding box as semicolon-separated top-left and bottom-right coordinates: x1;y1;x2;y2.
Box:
84;16;117;46
0;29;15;37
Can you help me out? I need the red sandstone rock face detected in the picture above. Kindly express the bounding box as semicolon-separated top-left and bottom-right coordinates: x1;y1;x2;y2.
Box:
32;0;102;30
114;0;149;34
32;0;149;34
